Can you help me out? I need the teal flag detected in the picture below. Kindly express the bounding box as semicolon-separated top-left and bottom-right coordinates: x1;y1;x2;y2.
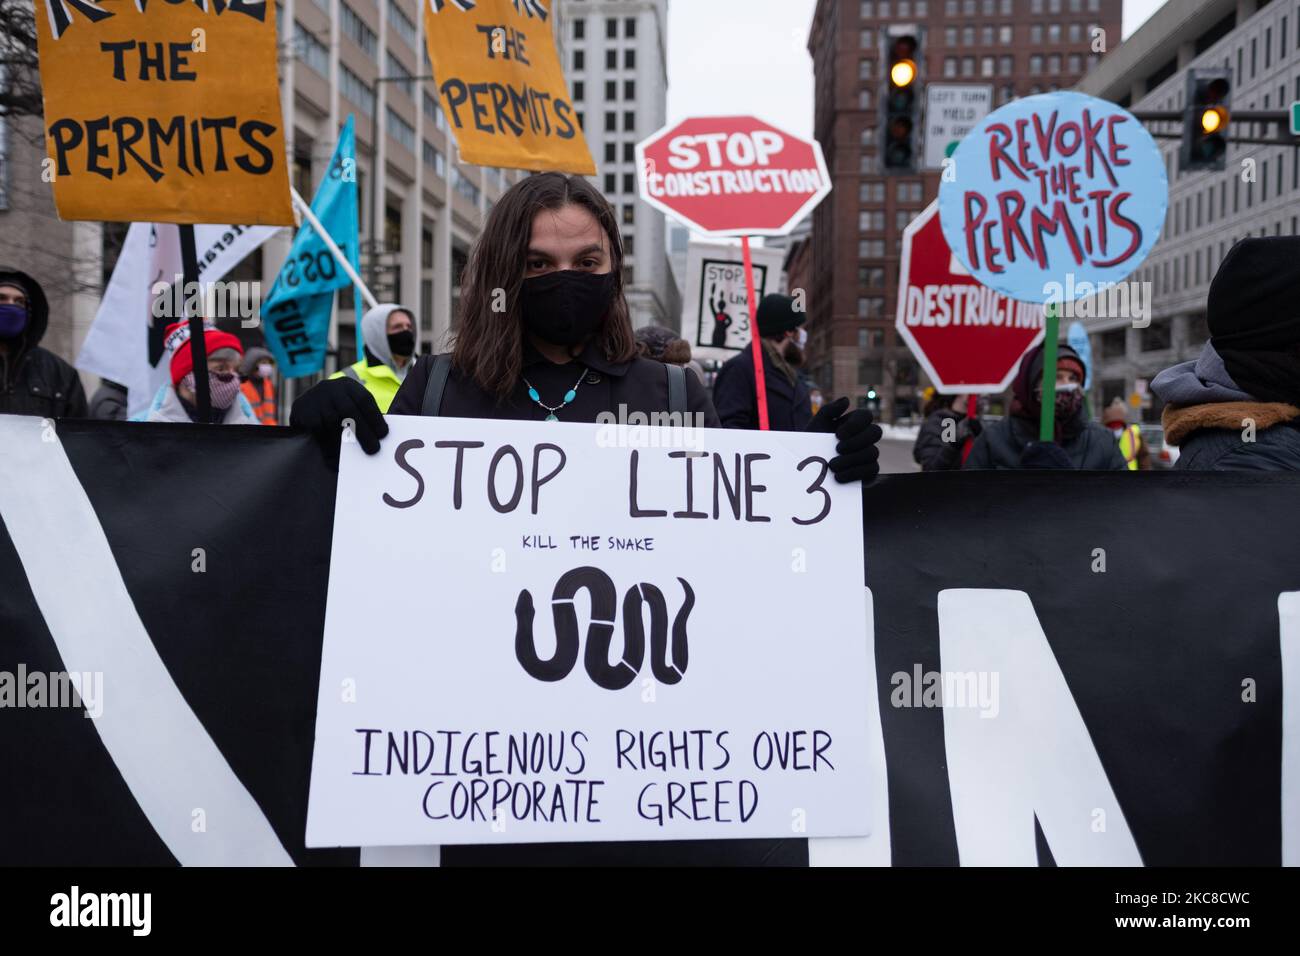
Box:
262;116;361;378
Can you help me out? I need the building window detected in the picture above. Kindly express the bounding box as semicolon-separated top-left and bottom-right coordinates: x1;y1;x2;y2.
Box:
573;80;585;102
604;142;616;163
624;110;635;131
604;173;617;193
293;22;330;77
388;0;418;49
623;204;634;225
605;80;617;100
573;18;585;40
861;28;875;48
624;80;635;100
386;106;415;153
422;140;445;177
340;65;375;115
606;17;617;39
385;50;414;97
606;49;617;69
622;173;634;193
1100;328;1126;358
625;16;637;38
944;57;958;78
604;111;617;132
574;49;585;71
1140;322;1172;352
625;49;636;69
341;2;377;58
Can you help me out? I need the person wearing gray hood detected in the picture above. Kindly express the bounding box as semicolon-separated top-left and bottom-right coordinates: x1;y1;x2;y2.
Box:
328;303;419;412
1150;237;1300;471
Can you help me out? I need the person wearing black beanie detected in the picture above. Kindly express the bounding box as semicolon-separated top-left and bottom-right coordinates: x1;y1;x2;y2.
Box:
713;293;814;431
1150;237;1300;471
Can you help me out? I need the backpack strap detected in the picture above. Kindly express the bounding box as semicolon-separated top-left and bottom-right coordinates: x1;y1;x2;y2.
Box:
666;363;687;416
421;353;453;417
342;366;363;385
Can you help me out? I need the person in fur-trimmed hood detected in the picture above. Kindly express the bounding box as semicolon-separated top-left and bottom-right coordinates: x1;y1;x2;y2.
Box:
1151;237;1300;471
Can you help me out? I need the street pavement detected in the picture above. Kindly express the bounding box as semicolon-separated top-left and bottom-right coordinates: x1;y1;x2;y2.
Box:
879;438;920;474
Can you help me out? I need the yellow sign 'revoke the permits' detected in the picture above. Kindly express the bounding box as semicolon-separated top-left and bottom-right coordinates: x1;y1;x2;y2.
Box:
35;0;293;225
424;0;595;175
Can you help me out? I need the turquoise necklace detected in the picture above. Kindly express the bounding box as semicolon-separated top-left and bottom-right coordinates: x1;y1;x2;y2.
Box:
523;366;588;421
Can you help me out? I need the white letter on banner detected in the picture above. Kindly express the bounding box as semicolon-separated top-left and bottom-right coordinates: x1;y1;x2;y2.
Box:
1281;592;1300;867
938;589;1143;866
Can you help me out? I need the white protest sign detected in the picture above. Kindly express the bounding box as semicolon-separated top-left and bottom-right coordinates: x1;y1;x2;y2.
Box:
306;416;871;847
923;84;993;169
682;240;787;363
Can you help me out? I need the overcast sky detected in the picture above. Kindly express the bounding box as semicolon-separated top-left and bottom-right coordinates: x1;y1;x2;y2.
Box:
666;0;1170;139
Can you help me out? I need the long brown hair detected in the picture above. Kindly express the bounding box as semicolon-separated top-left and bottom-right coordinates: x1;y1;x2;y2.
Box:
453;172;636;401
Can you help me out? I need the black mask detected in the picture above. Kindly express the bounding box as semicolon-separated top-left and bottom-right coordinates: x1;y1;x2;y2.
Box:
520;271;617;346
387;329;415;358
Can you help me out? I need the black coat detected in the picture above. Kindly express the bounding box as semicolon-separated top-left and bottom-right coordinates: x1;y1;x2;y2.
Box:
0;269;87;419
965;413;1129;470
712;345;811;432
913;408;964;471
390;341;720;426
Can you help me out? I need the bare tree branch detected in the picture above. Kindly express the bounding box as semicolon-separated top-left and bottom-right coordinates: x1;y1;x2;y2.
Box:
0;0;43;121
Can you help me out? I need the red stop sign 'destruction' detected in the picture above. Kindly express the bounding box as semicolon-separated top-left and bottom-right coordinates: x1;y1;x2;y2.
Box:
636;116;831;236
896;202;1045;394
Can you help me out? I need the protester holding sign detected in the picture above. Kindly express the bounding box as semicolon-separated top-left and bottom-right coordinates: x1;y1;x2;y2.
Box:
0;270;87;419
327;305;419;414
292;173;883;486
713;294;815;432
964;343;1126;471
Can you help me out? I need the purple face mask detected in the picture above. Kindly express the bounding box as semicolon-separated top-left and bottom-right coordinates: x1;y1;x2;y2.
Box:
0;303;28;339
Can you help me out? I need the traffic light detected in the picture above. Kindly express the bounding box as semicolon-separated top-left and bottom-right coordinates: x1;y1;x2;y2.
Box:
1180;69;1230;172
883;33;920;171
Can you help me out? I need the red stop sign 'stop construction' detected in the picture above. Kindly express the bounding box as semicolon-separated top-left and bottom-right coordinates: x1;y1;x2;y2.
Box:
636;116;831;236
896;202;1045;394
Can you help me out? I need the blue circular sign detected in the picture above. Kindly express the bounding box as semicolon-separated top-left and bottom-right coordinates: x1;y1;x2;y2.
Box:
938;91;1168;305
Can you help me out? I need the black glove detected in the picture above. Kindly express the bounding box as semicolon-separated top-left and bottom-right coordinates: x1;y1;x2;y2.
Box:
956;416;983;442
1019;440;1073;469
807;397;883;484
290;377;388;459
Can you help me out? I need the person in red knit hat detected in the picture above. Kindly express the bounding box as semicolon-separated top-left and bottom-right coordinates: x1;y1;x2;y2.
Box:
141;322;261;425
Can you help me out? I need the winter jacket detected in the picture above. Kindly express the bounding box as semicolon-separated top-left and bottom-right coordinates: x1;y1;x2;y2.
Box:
712;341;811;431
0;269;88;419
913;408;964;470
137;384;261;425
328;304;417;413
1152;341;1300;471
88;380;129;421
389;340;720;426
964;341;1128;470
964;413;1129;470
1163;401;1300;471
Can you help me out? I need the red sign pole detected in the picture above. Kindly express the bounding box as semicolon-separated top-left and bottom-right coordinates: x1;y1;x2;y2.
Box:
741;236;770;431
961;393;977;464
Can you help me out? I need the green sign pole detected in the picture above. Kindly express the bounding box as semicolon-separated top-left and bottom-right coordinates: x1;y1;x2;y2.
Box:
1038;302;1060;442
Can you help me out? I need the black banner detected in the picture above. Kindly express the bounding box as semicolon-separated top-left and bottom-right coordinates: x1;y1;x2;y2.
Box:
1;420;1295;866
